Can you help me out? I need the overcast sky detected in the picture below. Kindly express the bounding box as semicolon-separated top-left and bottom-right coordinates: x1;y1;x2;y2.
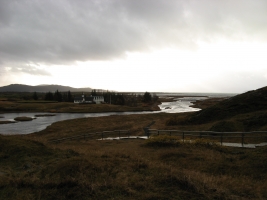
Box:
0;0;267;93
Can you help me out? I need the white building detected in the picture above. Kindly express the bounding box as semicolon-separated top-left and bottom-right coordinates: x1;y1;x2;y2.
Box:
74;94;104;104
93;96;104;104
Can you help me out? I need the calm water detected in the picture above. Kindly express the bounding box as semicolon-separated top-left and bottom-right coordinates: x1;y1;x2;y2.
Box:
0;112;146;135
0;94;235;135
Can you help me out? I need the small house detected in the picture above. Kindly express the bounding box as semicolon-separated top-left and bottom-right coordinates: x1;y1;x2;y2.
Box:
74;94;104;104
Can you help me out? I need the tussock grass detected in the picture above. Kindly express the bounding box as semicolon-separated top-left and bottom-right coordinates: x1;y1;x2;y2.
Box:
1;133;267;199
145;135;181;147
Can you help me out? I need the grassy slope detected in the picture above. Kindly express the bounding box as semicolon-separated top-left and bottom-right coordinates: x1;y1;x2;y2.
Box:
190;86;267;124
167;86;267;131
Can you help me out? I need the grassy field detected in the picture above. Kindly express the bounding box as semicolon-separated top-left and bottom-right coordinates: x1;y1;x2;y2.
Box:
1;89;267;199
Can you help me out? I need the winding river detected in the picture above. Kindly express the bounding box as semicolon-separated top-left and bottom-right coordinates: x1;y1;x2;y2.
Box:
0;97;204;135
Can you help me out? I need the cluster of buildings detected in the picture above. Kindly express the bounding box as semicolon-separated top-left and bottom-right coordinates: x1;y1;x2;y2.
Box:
74;94;104;104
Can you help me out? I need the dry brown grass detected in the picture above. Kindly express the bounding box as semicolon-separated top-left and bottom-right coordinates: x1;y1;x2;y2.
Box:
0;101;160;113
1;112;267;199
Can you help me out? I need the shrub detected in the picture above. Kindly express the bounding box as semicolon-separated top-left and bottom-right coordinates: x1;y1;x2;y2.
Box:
165;116;179;126
192;138;219;147
145;135;181;147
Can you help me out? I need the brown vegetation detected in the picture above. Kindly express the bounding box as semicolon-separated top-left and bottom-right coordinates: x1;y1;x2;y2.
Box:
0;101;160;113
191;97;227;109
166;86;267;132
1;132;267;200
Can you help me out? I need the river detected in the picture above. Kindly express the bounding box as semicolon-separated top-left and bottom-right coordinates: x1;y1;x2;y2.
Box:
0;95;231;135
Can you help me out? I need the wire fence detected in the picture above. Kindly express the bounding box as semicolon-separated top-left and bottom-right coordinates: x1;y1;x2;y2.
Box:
48;128;267;148
147;129;267;147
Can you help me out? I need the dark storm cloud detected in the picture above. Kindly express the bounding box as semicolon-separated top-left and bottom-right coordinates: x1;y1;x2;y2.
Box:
0;0;267;70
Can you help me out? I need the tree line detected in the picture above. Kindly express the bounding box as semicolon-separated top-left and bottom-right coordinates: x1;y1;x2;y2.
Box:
31;90;158;105
102;91;158;106
31;90;73;102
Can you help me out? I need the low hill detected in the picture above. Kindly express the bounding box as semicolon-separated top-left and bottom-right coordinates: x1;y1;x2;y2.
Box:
189;86;267;124
0;84;92;92
166;86;267;131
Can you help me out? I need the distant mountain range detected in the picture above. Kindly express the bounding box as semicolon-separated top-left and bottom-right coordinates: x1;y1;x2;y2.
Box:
0;84;93;93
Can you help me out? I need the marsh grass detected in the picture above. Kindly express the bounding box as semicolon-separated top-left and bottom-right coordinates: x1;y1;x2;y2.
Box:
1;132;267;199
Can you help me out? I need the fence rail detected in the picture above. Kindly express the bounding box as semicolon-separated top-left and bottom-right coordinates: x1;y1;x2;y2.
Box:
147;129;267;147
49;130;130;143
49;128;267;147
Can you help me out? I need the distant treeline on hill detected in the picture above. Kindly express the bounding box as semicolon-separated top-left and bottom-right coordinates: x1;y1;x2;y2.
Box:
43;90;73;102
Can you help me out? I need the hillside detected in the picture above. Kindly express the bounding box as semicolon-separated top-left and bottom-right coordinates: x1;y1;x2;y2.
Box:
166;86;267;131
189;86;267;123
0;84;92;92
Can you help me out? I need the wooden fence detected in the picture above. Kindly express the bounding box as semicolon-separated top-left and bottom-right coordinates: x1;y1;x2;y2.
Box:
147;129;267;147
49;130;130;143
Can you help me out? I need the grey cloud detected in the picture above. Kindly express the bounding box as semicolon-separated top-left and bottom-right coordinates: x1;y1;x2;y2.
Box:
5;63;51;76
15;67;51;76
0;0;267;67
201;70;267;93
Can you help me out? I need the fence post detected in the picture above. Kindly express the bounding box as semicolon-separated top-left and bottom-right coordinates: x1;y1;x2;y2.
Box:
199;132;202;138
102;132;104;140
158;130;159;136
144;127;149;138
241;133;244;147
119;130;120;139
170;131;171;136
182;132;184;143
220;134;223;146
